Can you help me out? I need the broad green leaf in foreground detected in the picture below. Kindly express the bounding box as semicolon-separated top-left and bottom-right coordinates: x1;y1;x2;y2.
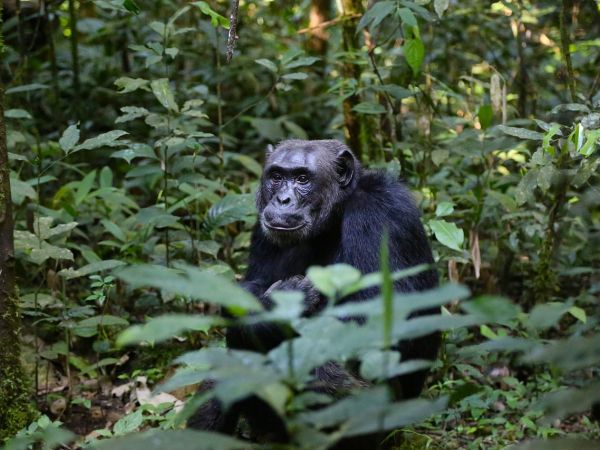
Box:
92;429;254;450
117;314;224;345
117;264;261;312
536;381;600;421
509;439;600;450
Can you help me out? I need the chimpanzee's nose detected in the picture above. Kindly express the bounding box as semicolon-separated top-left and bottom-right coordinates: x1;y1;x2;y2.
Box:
276;194;291;205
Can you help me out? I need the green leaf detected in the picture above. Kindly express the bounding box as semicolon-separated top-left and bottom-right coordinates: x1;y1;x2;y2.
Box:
77;315;129;328
307;264;362;299
10;176;38;204
93;428;255;449
117;264;261;313
497;125;544;140
282;72;308;81
226;153;263;177
151;78;179;112
111;143;156;164
255;58;278;73
522;334;600;371
123;0;141;15
536;382;600;422
537;164;555;192
59;124;80;153
568;306;587;323
352;102;386;115
429;219;464;251
101;219;127;242
75;170;96;205
250;118;285;141
435;201;454;217
35;217;78;240
529;302;569;330
205;194;255;229
398;7;418;28
357;1;396;31
477;104;493;129
71;131;129;154
116;106;150;123
404;38;425;75
300;386;447;436
5;108;32;119
29;243;74;264
3;422;75;450
113;410;144;436
59;260;126;280
480;324;498;340
434;0;450;17
118;315;224;346
462;296;521;322
550;103;590;114
515;168;539;205
373;84;414;100
578;128;600;157
114;77;150;93
6;83;48;94
192;1;230;28
283;56;320;69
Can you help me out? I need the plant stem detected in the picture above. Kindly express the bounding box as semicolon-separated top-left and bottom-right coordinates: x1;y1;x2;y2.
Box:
560;0;577;102
68;0;81;118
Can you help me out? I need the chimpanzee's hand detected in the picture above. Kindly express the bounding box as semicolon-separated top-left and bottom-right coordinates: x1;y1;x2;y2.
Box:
264;275;324;317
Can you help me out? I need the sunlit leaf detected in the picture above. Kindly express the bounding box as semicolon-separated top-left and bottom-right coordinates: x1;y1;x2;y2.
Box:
429;219;464;251
59;124;80;153
404;38;425;75
151;78;179;112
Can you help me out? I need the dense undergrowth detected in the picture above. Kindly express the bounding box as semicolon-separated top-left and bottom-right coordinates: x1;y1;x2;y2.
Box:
1;1;599;449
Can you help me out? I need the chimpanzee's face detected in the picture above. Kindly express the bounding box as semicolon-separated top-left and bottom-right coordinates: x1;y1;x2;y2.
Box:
258;140;358;246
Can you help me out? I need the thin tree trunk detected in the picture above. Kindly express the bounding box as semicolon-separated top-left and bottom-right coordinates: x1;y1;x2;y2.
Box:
340;0;364;160
307;0;331;55
68;0;81;117
0;16;35;436
560;0;577;101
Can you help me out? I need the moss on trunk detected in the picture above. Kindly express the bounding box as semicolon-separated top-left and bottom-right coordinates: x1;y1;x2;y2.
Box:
0;291;36;441
0;76;36;440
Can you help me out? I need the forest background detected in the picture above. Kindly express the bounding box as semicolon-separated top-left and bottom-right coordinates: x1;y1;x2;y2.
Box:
1;1;600;449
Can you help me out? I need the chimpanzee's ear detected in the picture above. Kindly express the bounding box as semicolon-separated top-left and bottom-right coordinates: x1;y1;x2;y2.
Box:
336;149;356;188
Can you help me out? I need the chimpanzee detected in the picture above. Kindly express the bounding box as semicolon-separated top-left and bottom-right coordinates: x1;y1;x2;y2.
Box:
189;139;440;448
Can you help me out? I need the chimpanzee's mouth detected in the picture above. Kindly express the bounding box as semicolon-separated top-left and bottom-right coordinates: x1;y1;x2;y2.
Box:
265;222;306;231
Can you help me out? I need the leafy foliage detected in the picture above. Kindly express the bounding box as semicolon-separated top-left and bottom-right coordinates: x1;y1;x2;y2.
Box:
1;0;599;449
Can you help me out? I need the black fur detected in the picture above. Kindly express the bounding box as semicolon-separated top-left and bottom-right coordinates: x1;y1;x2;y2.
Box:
189;140;440;447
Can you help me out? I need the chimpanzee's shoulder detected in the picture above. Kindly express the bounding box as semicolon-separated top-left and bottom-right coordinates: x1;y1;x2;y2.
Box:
350;170;419;216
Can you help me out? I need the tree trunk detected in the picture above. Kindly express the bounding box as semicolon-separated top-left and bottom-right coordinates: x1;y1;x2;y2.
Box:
307;0;331;55
340;0;364;160
0;24;35;438
68;0;81;118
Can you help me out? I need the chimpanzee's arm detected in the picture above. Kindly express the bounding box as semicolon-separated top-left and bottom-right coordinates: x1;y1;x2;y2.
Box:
226;226;296;353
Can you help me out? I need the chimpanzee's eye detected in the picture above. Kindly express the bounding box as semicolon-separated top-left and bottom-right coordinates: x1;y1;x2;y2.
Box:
296;174;309;184
271;172;283;183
